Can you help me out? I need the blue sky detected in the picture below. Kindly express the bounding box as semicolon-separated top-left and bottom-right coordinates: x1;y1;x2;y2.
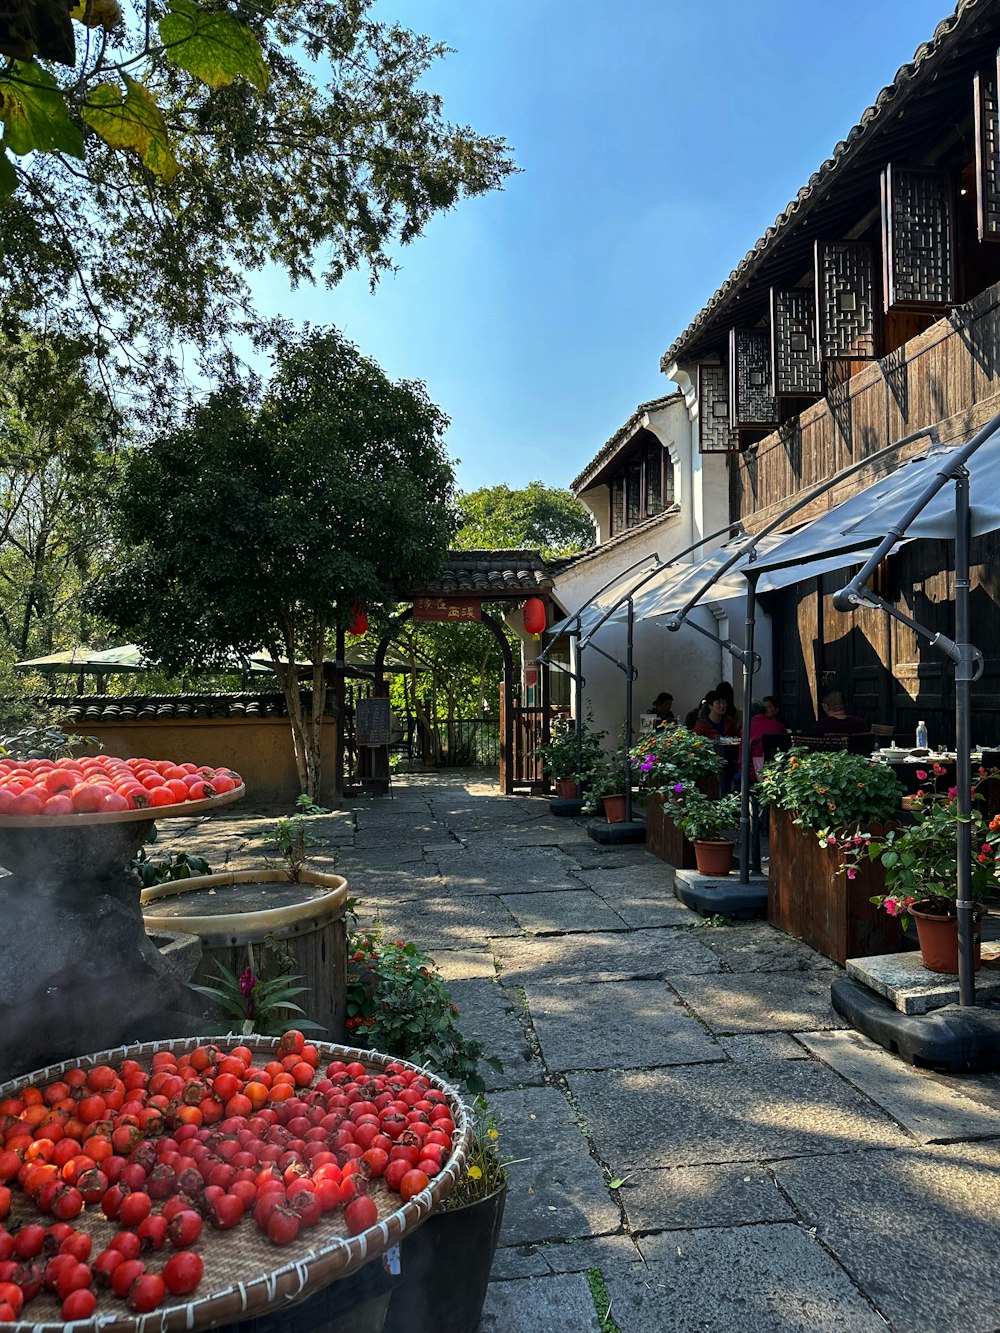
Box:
251;0;952;491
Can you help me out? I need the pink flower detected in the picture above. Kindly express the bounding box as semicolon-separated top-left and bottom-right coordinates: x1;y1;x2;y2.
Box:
948;787;958;799
846;868;857;880
883;898;899;916
826;834;837;845
916;770;927;780
933;763;946;776
239;966;258;998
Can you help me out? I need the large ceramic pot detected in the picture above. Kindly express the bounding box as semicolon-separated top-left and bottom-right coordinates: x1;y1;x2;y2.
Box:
693;838;735;876
383;1183;507;1333
911;906;983;974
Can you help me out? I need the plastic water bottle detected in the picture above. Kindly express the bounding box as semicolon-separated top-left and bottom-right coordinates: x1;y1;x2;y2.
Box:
916;720;928;749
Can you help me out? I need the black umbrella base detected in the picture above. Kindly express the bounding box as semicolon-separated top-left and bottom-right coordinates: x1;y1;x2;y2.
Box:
586;818;646;845
831;975;1000;1073
673;870;768;920
549;798;585;817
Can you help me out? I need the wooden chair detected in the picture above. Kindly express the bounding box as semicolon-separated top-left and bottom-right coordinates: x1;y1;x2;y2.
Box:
789;733;850;753
871;723;895;740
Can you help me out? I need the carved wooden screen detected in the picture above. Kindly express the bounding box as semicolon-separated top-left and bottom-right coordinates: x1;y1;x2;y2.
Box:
728;329;777;429
697;363;737;452
770;288;822;397
975;66;1000;242
814;241;877;360
644;440;663;514
610;473;625;535
881;164;955;310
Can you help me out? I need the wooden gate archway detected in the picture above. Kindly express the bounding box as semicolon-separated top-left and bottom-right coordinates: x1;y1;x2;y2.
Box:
369;604;548;795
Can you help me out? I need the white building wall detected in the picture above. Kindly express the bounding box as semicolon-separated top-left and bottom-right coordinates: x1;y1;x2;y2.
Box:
553;390;774;746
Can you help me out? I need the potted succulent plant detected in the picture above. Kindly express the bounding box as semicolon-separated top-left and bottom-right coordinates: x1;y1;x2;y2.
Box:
669;790;740;875
384;1097;509;1333
838;763;1000;973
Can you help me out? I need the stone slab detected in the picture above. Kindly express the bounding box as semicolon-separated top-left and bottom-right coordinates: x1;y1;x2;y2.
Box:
695;920;836;974
846;950;1000;1014
435;848;581;896
479;1273;602;1333
567;1062;902;1169
603;1223;886;1332
489;1086;620;1245
446;978;544;1090
668;972;848;1033
490;1245;552;1280
619;1163;796;1234
774;1143;1000;1333
718;1033;812;1064
428;948;498;981
362;894;521;955
524;979;725;1072
795;1029;1000;1143
495;928;721;986
499;889;629;934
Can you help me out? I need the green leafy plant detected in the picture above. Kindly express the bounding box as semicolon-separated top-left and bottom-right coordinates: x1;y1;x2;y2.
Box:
759;747;902;833
629;724;722;793
270;794;329;880
189;950;324;1037
131;848;212;888
670;790;740;842
442;1096;511;1209
533;718;605;782
346;924;501;1094
829;764;1000;927
0;723;98;759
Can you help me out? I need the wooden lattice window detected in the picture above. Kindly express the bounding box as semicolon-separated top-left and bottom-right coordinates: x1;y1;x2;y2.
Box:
881;164;955;310
645;441;663;516
626;458;642;526
611;474;625;535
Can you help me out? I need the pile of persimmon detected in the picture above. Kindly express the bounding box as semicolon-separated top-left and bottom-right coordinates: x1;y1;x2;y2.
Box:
0;755;242;816
0;1032;455;1320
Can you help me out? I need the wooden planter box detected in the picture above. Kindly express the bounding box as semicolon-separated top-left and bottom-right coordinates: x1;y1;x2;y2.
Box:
645;793;696;870
767;807;906;965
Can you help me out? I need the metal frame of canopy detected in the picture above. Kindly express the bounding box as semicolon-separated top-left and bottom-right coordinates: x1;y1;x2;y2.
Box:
540;523;745;822
664;424;944;889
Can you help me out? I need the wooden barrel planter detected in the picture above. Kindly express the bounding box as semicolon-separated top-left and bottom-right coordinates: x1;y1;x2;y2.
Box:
141;868;349;1041
645;792;696;869
767;808;908;965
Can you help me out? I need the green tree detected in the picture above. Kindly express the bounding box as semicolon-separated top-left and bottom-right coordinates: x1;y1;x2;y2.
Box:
0;328;119;663
0;1;516;417
456;481;595;557
90;326;457;796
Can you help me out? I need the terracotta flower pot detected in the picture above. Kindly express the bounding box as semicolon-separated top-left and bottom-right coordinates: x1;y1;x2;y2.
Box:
693;839;735;876
911;906;983;974
554;777;580;799
603;794;627;823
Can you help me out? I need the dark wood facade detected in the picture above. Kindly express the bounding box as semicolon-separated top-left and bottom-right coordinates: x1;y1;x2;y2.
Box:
608;430;674;537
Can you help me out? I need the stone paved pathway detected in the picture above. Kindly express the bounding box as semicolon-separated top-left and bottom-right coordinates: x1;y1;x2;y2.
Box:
164;773;1000;1333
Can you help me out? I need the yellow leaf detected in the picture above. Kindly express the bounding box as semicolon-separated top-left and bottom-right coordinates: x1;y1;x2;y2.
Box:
81;76;180;181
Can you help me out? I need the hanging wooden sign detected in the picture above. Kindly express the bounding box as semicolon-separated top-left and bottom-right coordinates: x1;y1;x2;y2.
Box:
413;597;483;623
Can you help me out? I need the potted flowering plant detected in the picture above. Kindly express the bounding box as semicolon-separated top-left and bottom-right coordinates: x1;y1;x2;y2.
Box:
629;725;722;868
669;790;740;876
758;748;905;964
582;759;628;821
837;763;1000;973
533;719;605;798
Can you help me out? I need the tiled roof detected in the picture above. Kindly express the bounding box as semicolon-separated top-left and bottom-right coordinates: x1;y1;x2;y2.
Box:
554;504;683;572
571;394;681;494
405;550;557;596
661;0;993;369
27;693;337;723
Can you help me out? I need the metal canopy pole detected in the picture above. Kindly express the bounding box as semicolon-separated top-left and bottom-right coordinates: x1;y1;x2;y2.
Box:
737;573;760;886
833;409;1000;1007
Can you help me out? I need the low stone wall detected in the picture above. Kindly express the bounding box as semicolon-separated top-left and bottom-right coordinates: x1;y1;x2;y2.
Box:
65;716;338;806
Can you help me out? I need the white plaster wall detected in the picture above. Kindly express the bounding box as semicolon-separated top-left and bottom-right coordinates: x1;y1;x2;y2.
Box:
577;485;610;545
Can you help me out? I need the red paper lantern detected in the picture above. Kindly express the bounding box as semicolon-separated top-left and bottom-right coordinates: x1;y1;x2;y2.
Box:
522;597;547;636
348;606;368;636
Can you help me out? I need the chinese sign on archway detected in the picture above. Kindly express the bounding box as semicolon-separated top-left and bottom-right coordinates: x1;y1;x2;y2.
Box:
413;597;483;623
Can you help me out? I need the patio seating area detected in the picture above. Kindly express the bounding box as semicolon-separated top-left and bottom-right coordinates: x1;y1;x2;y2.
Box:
161;772;1000;1333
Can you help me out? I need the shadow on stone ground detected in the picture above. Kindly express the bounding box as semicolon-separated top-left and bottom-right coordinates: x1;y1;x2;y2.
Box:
175;771;1000;1333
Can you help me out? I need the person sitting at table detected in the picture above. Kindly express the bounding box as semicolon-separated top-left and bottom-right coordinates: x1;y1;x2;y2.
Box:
714;680;742;729
763;696;782;721
739;699;789;777
693;690;739;740
650;692;675;725
814;689;867;736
